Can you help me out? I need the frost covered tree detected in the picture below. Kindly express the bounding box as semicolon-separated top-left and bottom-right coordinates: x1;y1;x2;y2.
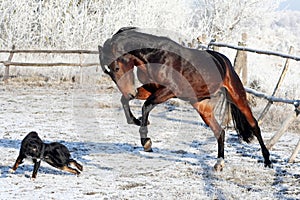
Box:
0;0;285;49
0;0;193;49
188;0;284;41
0;0;108;49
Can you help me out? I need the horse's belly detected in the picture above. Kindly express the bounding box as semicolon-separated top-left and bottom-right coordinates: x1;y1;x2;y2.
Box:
152;70;221;101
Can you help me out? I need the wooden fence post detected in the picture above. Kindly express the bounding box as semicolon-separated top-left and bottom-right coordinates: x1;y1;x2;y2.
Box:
234;33;248;85
258;46;294;124
197;34;207;50
212;36;219;51
3;45;15;83
288;138;300;163
266;106;299;150
79;53;83;84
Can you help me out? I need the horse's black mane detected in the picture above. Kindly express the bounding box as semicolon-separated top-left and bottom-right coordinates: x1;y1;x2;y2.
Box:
114;27;137;35
113;27;178;45
111;27;186;57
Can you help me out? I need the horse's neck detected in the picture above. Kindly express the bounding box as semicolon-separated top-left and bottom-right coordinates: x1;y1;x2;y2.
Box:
132;55;147;73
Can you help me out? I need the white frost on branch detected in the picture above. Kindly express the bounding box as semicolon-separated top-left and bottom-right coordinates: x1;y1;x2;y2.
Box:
0;0;287;50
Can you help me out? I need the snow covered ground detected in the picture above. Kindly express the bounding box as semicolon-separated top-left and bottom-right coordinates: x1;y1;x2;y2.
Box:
0;81;299;200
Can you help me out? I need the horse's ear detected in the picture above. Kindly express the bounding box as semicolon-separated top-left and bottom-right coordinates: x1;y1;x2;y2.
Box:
98;45;103;54
98;45;111;75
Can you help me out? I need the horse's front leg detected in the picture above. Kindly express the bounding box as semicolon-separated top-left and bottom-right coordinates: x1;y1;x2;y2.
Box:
121;85;154;126
139;88;175;152
121;95;141;126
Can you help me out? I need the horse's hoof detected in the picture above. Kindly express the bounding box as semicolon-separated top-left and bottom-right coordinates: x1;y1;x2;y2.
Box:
8;168;15;173
141;138;152;152
214;158;225;172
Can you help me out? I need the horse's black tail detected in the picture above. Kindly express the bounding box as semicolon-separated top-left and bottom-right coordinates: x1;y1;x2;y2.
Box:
229;102;255;143
209;49;256;143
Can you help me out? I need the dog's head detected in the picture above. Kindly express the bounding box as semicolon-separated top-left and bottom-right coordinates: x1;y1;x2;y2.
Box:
21;131;44;159
25;143;44;159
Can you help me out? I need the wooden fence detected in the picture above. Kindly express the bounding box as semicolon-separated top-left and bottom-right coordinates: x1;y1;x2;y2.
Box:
0;46;99;82
0;39;299;162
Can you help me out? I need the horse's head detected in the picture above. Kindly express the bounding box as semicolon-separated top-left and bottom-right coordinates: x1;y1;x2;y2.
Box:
98;41;137;100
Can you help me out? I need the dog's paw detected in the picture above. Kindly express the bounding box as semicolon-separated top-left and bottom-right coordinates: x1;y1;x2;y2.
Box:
8;168;15;174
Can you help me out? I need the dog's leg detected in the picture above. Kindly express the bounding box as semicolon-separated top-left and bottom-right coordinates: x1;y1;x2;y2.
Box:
32;159;41;179
10;155;25;173
60;166;81;175
69;160;83;171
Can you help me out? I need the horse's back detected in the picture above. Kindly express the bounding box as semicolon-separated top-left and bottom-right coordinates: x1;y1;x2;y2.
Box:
110;28;228;100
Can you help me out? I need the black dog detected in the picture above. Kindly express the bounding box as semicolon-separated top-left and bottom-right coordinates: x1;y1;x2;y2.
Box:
10;131;83;179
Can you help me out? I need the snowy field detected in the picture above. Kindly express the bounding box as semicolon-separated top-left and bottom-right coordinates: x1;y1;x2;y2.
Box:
0;79;299;200
0;0;299;199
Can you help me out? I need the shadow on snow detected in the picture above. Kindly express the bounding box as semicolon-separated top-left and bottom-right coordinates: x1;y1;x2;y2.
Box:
0;133;298;199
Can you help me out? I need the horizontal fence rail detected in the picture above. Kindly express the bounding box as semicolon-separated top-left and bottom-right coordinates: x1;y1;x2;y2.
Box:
0;47;101;82
245;87;300;106
0;61;99;67
208;41;300;61
0;49;98;54
0;49;99;68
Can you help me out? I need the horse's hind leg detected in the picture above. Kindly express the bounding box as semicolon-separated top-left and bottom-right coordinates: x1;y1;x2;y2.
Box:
230;98;272;167
252;122;272;167
192;99;225;171
224;74;272;167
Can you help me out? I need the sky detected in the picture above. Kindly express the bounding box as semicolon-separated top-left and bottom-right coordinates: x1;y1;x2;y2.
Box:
279;0;300;11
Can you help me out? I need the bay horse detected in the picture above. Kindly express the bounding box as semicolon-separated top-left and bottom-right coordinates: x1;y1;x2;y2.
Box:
98;27;272;171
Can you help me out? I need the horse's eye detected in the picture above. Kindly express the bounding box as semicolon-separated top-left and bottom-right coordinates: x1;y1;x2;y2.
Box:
119;58;127;63
114;67;120;72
